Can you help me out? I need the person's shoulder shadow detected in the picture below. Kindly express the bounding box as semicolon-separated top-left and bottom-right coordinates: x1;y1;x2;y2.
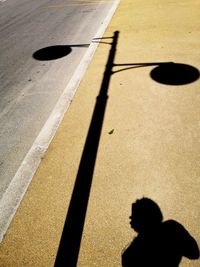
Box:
122;198;199;267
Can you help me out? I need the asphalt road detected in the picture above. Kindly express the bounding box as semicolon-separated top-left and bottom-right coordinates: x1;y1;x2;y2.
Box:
0;0;115;200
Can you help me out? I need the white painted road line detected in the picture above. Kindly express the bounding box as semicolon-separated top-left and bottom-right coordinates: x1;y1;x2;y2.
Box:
0;0;120;242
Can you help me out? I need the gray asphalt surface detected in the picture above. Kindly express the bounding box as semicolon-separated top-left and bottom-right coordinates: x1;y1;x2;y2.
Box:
0;0;114;199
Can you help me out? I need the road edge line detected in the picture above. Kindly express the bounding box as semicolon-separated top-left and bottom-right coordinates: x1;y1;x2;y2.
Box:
0;0;120;242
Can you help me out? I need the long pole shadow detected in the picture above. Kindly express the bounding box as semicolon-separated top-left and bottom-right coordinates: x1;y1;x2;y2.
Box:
54;31;119;267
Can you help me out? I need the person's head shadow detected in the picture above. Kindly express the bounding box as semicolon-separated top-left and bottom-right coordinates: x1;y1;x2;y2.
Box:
122;198;199;267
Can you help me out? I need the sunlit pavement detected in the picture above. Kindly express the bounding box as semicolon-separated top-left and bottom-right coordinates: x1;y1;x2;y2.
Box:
0;0;200;266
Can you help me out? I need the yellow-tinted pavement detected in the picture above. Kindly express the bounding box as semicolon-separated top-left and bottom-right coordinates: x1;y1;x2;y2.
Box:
0;0;200;266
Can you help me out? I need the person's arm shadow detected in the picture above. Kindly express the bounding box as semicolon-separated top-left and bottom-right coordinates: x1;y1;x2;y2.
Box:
174;220;199;259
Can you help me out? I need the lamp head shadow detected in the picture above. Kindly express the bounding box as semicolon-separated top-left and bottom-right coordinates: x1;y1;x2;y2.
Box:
150;63;200;85
33;45;72;61
32;44;89;61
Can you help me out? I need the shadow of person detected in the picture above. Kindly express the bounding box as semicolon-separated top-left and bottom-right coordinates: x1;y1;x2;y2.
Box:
122;198;199;267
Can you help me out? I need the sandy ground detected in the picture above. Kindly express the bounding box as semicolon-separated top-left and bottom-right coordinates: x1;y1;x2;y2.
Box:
0;0;200;266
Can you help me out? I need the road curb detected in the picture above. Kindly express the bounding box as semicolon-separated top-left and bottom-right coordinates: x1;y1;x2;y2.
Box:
0;0;120;242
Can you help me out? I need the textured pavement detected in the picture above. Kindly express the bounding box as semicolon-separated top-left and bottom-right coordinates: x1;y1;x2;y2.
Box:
0;0;200;266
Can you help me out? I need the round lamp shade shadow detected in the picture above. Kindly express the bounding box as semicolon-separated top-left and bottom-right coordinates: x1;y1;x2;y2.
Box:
33;45;72;61
150;63;200;85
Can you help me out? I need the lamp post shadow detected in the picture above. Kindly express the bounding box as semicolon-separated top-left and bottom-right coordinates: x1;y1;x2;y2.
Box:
54;31;120;267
